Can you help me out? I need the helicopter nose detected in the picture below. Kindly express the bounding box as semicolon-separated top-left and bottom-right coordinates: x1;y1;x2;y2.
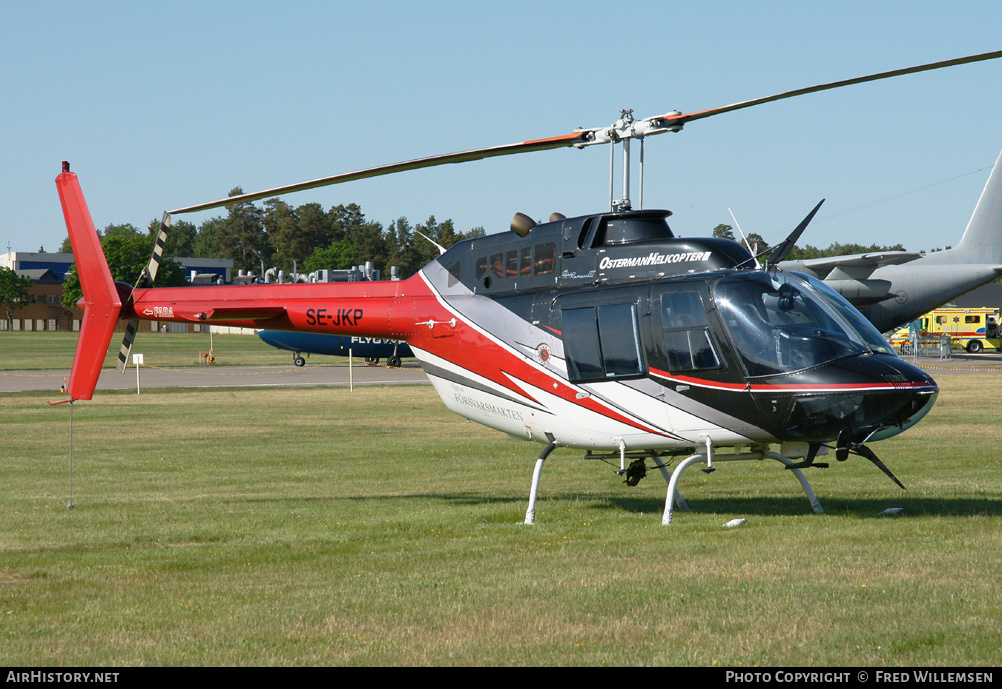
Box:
780;354;938;443
862;356;938;441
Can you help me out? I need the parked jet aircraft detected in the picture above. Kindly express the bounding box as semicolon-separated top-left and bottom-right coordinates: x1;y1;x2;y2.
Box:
257;330;411;367
780;150;1002;333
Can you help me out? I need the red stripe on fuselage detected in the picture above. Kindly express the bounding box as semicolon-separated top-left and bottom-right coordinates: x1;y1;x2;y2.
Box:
649;367;937;392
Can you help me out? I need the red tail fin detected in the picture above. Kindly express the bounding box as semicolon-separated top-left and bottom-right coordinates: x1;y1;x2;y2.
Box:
56;165;122;400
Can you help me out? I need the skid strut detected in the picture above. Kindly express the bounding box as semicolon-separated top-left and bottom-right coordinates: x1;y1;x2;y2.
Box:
662;441;824;525
524;440;558;525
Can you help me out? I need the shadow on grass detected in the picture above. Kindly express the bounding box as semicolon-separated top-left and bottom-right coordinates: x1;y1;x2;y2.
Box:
242;492;527;506
603;494;1002;518
244;491;1002;518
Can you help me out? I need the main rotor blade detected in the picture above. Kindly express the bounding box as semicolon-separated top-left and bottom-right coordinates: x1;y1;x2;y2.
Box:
661;49;1002;128
169;131;593;215
168;49;1002;216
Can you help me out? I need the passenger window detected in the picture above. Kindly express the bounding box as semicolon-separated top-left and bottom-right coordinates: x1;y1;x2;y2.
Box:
965;315;980;324
535;242;556;275
562;303;644;382
490;253;504;279
506;250;519;278
520;247;533;277
475;257;488;282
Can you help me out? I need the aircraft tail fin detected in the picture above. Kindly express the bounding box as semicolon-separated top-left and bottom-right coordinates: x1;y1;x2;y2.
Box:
56;164;122;400
932;150;1002;265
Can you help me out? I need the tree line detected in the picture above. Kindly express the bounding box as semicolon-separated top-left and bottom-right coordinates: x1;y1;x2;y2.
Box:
59;188;487;307
61;188;487;278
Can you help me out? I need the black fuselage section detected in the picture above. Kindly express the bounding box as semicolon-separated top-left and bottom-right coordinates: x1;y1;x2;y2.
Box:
436;209;937;447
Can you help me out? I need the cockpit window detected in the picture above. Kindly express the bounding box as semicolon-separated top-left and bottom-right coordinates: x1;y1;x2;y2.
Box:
793;272;896;356
715;272;867;377
661;290;721;371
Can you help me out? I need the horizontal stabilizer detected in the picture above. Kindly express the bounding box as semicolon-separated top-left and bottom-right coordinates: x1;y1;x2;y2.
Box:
56;166;122;400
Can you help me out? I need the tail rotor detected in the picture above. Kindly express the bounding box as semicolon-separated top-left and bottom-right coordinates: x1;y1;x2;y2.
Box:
115;212;171;373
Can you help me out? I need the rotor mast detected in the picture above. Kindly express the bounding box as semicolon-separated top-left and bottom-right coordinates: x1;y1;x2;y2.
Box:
584;108;684;212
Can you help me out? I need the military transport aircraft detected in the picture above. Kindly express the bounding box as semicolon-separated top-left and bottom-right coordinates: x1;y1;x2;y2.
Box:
780;149;1002;333
56;50;1002;524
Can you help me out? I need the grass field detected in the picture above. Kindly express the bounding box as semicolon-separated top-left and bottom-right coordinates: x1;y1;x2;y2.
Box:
0;331;318;370
1;370;1000;665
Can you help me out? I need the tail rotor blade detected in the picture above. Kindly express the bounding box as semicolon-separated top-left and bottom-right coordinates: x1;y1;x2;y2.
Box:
145;213;170;284
116;212;170;374
116;319;140;374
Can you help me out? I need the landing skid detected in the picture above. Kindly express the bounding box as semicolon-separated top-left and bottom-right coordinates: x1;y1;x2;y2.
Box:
662;447;823;525
522;441;823;526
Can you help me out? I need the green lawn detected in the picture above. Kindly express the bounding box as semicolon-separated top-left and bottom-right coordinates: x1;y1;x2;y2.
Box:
1;374;999;666
0;330;333;369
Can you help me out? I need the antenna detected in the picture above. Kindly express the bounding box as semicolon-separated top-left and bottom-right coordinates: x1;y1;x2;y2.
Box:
729;209;761;269
414;229;446;256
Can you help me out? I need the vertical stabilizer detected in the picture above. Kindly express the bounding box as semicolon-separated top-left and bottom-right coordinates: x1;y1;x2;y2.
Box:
955;149;1002;261
56;164;122;400
923;150;1002;265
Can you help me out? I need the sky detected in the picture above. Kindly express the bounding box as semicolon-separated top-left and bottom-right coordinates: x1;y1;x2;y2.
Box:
3;0;1002;258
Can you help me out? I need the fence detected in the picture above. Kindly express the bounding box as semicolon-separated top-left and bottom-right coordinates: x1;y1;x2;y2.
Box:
896;334;953;361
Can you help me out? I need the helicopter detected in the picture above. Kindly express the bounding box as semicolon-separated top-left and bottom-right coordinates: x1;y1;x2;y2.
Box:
57;50;1002;525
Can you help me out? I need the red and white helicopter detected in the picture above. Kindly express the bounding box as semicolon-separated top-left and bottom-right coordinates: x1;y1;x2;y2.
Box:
57;51;1001;524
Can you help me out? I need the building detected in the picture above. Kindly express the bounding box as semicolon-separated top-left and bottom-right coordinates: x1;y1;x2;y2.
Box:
1;268;81;331
1;251;234;332
1;251;75;279
1;251;233;284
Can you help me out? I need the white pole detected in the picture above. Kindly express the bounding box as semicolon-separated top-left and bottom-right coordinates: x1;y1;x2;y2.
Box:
349;348;353;392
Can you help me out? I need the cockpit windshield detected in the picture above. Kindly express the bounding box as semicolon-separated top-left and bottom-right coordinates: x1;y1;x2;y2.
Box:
793;272;897;356
715;271;868;377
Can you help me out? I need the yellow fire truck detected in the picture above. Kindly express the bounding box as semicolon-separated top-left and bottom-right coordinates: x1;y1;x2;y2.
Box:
889;306;1001;353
